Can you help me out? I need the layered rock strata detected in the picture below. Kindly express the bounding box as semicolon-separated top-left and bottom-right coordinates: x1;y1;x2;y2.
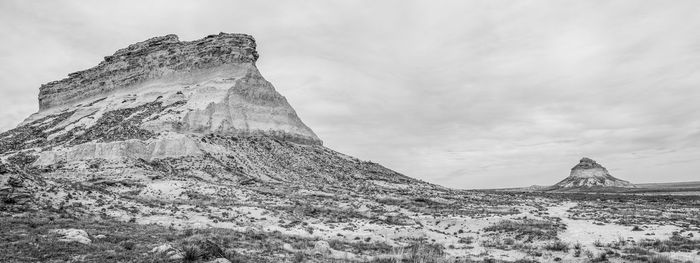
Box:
0;33;432;190
39;33;257;110
24;33;320;146
552;157;635;189
0;33;436;246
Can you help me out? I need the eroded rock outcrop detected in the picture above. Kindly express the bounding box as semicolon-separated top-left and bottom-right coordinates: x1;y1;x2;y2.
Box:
18;33;320;150
552;157;635;189
0;32;423;189
0;33;441;262
39;33;257;111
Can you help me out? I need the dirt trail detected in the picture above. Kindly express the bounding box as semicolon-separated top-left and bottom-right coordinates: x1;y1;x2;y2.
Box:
545;201;700;262
546;202;679;248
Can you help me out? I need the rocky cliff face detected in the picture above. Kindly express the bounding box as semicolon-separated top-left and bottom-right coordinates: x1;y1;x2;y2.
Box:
551;158;635;189
39;33;257;111
23;33;320;147
0;32;453;263
0;33;429;203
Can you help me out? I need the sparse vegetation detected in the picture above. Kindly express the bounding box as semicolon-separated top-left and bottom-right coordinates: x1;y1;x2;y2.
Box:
649;255;672;263
182;245;202;261
543;240;569;252
0;27;699;263
638;233;700;252
483;218;563;241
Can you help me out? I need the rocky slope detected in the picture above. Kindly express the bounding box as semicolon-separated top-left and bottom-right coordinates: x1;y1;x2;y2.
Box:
1;32;438;213
0;34;464;263
550;157;635;190
1;33;698;263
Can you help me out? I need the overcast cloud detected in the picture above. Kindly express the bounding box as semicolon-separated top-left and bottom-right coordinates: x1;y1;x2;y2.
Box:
1;0;699;188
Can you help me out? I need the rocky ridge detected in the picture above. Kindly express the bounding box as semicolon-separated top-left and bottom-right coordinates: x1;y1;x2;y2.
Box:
38;33;258;111
20;33;321;150
551;157;636;189
0;33;437;222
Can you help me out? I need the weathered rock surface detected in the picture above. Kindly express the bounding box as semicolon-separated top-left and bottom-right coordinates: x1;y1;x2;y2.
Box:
552;157;635;189
313;240;332;255
50;229;92;244
39;33;257;111
0;32;431;209
24;33;320;147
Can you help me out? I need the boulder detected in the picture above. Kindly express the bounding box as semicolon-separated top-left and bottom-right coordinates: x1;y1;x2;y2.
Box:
313;240;332;255
150;244;174;254
50;229;91;244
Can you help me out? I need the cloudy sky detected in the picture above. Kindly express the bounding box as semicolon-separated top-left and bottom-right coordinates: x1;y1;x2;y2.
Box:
1;0;699;188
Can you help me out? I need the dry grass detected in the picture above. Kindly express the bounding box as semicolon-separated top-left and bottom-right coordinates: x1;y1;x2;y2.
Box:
0;210;320;262
543;240;569;252
483;219;561;241
638;233;700;252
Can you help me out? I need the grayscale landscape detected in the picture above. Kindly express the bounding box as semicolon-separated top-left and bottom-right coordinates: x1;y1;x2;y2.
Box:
1;1;699;263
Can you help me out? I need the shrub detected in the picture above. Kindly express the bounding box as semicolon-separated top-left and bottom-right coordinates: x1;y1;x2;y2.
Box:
408;242;445;262
503;238;515;246
458;236;474;244
292;252;305;263
365;241;447;263
201;239;226;259
227;250;246;263
594;240;604;247
120;241;136;250
544;240;569;252
2;196;16;204
649;255;672;263
590;252;607;262
624;246;651;255
182;245;202;262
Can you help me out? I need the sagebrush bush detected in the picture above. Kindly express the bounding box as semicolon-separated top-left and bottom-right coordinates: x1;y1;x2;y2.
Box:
120;241;135;250
543;240;569;252
182;245;202;262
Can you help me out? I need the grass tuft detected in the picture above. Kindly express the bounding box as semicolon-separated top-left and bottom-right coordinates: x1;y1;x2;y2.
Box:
543;240;569;252
182;245;202;262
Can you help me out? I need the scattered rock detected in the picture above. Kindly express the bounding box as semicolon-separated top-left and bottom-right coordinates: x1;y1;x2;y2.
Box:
282;243;296;253
150;244;174;254
10;212;29;218
50;229;91;244
0;162;10;174
313;240;331;255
